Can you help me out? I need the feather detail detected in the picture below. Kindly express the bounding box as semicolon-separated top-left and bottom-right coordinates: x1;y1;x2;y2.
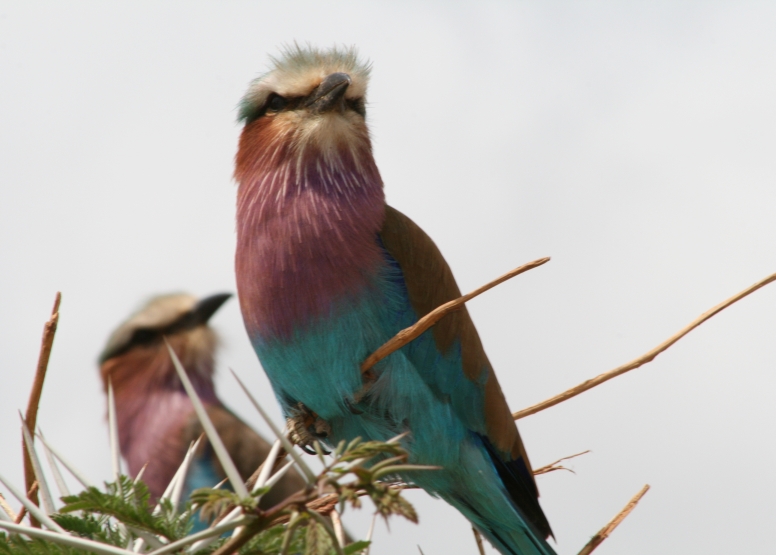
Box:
380;206;552;538
234;46;555;555
239;45;370;123
235;108;385;340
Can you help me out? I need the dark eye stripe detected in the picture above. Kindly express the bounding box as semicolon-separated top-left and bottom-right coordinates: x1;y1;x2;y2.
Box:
347;98;366;117
242;94;365;124
268;94;287;112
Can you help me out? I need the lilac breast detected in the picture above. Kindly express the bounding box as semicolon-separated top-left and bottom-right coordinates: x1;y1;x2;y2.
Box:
235;134;386;341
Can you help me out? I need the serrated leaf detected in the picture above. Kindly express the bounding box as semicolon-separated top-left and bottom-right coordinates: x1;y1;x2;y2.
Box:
52;513;124;546
304;521;332;555
189;487;255;523
59;476;189;540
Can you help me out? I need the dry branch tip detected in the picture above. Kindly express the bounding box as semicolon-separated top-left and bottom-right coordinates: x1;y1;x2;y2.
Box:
577;484;650;555
22;292;61;528
514;271;776;420
533;450;591;476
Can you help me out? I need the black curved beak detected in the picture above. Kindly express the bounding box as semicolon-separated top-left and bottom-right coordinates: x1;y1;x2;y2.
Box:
190;292;232;326
305;72;351;113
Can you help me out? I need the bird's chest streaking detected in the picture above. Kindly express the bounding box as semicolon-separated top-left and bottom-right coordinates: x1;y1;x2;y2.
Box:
235;119;404;422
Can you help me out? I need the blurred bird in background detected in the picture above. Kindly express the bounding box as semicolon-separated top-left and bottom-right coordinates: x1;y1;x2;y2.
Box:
98;293;306;517
234;46;555;555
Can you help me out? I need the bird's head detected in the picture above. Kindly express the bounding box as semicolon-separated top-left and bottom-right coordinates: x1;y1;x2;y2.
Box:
99;292;232;393
235;45;379;193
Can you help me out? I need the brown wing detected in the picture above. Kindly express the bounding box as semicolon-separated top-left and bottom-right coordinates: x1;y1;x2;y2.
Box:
379;205;552;538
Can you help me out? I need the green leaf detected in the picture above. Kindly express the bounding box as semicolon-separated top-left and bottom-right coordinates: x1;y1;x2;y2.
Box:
59;476;190;541
52;513;124;546
0;533;83;555
236;523;306;554
189;486;257;524
343;540;371;554
304;521;332;555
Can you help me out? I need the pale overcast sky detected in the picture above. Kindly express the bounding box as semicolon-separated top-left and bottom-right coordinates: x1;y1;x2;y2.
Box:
2;3;776;554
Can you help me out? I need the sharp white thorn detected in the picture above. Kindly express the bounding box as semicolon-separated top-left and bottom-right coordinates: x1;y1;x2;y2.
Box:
34;432;93;488
165;341;249;498
38;429;71;498
19;415;56;514
229;368;316;483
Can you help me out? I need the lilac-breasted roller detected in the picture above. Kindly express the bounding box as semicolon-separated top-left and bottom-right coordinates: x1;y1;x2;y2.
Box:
98;293;306;511
234;47;555;555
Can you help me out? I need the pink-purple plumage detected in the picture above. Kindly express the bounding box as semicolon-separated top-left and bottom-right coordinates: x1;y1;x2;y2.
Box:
98;292;305;504
233;46;555;555
235;105;385;340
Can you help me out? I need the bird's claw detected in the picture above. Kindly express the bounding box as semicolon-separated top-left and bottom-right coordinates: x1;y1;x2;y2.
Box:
299;444;319;456
287;402;332;455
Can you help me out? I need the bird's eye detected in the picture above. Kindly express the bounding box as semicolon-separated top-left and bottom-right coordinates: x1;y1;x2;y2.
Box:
347;98;366;117
267;95;287;113
131;328;157;346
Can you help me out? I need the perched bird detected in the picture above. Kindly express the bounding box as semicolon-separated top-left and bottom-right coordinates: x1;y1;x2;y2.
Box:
98;293;306;513
234;46;555;555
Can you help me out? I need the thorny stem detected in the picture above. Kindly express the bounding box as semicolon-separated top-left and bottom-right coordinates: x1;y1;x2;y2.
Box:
212;490;316;555
14;481;39;525
0;493;17;522
23;293;60;528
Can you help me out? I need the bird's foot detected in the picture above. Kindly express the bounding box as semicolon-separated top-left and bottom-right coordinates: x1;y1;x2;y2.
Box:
287;402;332;455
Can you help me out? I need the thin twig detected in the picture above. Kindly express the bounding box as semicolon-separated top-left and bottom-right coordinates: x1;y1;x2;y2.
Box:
0;493;17;521
514;272;776;420
13;482;39;524
269;494;339;526
362;257;550;373
577;484;650;555
330;509;345;547
23;292;61;528
472;527;486;555
533;450;591;476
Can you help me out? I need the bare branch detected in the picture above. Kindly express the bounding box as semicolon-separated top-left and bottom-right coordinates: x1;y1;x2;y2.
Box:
472;527;486;555
514;272;776;420
13;481;39;525
0;493;17;522
269;494;339;526
577;484;650;555
533;450;591;476
362;257;551;373
23;293;61;528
